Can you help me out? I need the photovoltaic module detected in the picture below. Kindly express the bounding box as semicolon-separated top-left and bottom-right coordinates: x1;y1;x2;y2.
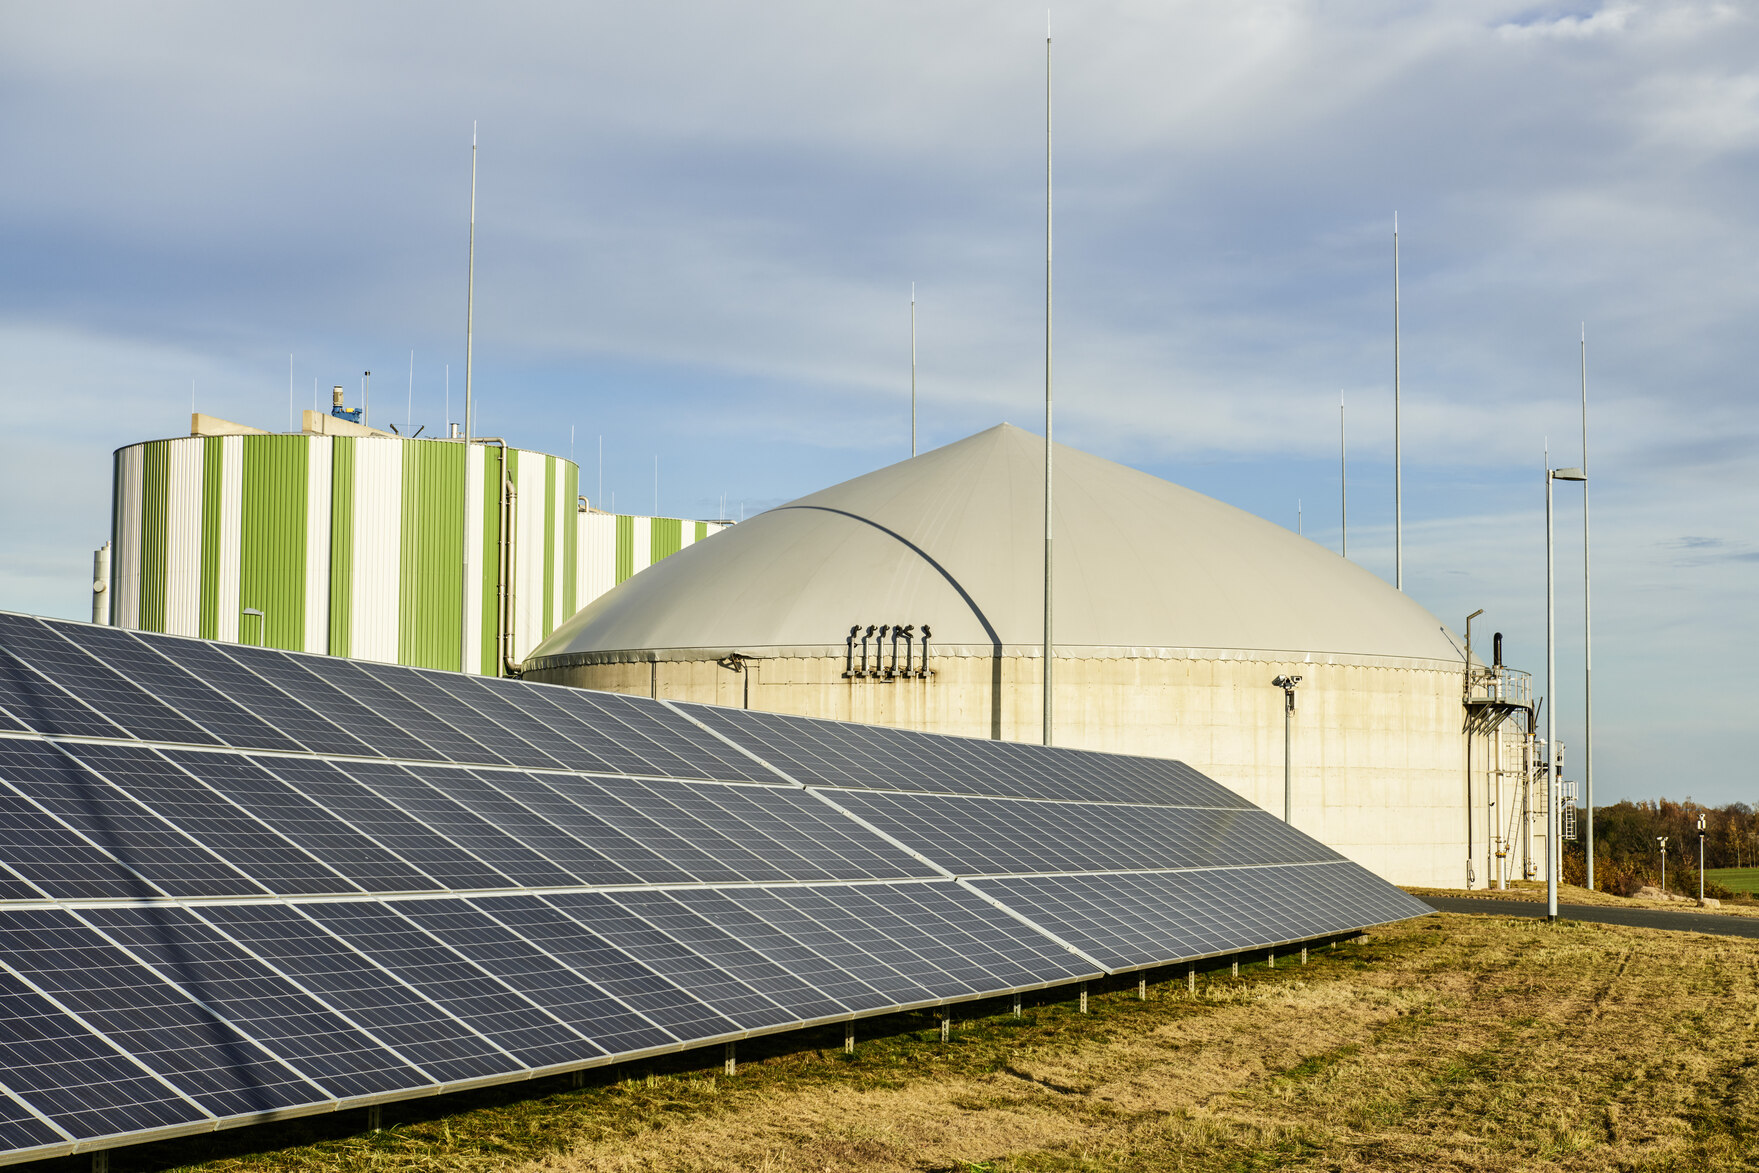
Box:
0;611;1427;1163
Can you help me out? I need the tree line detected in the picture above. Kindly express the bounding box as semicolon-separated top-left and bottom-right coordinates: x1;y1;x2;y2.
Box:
1563;799;1757;898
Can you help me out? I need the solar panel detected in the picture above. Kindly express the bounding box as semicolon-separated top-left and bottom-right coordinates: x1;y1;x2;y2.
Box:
0;609;1428;1165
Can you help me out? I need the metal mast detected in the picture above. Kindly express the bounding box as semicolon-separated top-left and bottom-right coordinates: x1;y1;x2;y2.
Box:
465;122;478;443
1340;391;1348;558
1581;324;1596;890
1545;446;1557;921
1042;19;1055;748
1393;212;1402;591
911;283;918;457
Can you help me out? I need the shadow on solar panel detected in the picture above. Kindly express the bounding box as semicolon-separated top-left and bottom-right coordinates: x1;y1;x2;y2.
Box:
0;612;1428;1164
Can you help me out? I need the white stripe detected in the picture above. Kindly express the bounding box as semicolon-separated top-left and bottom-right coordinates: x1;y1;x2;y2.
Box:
513;451;545;661
575;511;615;613
163;439;203;637
304;437;332;655
630;515;652;576
113;445;143;628
352;438;402;664
216;436;243;642
551;459;566;637
462;443;485;673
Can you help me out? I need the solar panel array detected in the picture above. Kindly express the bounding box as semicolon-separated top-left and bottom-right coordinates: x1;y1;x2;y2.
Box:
0;611;1428;1163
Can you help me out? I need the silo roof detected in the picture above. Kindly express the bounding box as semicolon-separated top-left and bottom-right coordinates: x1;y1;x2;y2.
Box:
531;424;1465;668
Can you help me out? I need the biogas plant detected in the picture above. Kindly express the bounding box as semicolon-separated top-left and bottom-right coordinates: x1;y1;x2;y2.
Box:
99;403;1546;891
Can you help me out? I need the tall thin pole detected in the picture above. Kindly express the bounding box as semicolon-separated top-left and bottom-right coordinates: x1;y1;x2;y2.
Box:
1545;450;1558;922
465;122;478;444
1393;212;1403;591
1283;695;1292;823
1581;323;1595;891
1340;391;1348;558
1042;19;1054;748
910;284;918;457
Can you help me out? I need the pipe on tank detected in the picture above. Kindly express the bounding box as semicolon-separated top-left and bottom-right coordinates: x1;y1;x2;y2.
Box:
918;624;931;677
91;542;111;625
844;626;858;678
1493;632;1503;669
876;626;891;677
900;624;915;676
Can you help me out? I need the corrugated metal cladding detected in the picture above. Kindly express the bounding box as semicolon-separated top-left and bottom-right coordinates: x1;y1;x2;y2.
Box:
109;435;580;675
587;511;727;596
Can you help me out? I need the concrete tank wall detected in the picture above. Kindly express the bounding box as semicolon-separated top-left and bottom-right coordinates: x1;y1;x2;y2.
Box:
531;651;1537;889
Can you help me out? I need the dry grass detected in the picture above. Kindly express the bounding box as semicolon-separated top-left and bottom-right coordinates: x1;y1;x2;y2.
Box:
61;913;1759;1173
1406;879;1759;917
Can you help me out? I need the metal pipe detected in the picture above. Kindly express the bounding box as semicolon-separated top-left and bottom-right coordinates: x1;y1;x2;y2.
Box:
901;624;915;676
91;542;111;625
465;123;477;443
1043;21;1055;748
1393;212;1402;592
1582;324;1595;890
918;624;931;677
1464;608;1483;887
1545;455;1557;921
844;625;858;678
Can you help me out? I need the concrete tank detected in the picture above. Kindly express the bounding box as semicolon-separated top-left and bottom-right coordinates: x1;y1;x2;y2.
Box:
526;424;1528;887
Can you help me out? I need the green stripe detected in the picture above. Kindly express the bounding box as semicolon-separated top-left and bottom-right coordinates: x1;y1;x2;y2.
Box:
615;514;634;582
480;446;503;675
239;436;308;650
651;517;682;564
562;462;579;619
328;438;355;656
542;457;556;636
198;436;223;639
694;520;708;542
108;449;125;619
399;440;466;670
139;441;170;632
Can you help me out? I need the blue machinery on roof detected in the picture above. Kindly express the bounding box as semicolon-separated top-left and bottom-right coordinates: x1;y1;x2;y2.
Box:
0;611;1427;1164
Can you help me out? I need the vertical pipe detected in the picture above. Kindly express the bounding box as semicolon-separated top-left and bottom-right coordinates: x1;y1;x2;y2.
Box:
1581;324;1595;891
1393;212;1402;592
91;543;111;624
1339;391;1347;558
1545;455;1558;922
465;123;478;444
1042;21;1055;748
910;284;918;457
1283;690;1292;823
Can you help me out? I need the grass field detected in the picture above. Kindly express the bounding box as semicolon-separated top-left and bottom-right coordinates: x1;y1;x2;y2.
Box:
1707;868;1759;894
46;912;1759;1173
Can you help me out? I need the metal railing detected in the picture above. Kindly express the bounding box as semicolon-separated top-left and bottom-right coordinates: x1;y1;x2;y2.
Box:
1467;667;1533;708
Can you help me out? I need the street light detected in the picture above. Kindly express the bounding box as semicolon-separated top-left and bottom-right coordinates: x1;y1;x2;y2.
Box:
1545;461;1586;922
1699;814;1707;904
1273;675;1302;824
241;607;265;647
1657;836;1668;894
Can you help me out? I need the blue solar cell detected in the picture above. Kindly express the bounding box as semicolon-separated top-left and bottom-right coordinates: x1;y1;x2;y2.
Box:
543;892;800;1031
663;889;889;1014
392;899;673;1057
151;637;377;757
223;647;429;760
0;649;124;741
473;895;739;1043
414;673;606;772
0;741;263;898
0;615;217;746
161;752;426;893
0;965;199;1142
60;743;358;896
299;902;594;1070
297;657;502;764
468;772;696;884
77;905;433;1099
252;758;511;891
42;621;305;753
340;762;579;888
195;904;517;1085
414;767;640;886
0;909;325;1119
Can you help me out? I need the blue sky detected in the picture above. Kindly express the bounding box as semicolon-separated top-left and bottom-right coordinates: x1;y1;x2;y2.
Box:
1;1;1753;803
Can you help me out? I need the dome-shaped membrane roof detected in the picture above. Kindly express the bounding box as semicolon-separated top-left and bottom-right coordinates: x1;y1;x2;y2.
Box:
531;424;1462;667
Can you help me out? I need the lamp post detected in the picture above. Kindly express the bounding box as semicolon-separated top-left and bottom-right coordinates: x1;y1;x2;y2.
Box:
241;607;265;647
1699;814;1707;904
1658;836;1668;894
1273;675;1302;824
1545;460;1586;922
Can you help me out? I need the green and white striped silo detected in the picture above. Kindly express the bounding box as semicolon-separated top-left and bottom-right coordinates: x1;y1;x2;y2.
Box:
109;429;578;674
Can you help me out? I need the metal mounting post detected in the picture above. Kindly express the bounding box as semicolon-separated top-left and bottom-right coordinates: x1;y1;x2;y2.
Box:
845;1021;854;1054
1138;974;1146;1001
939;1008;950;1042
724;1042;736;1076
1187;964;1195;994
91;1153;107;1173
1301;947;1308;966
1231;958;1239;978
1268;950;1275;969
1012;992;1022;1018
367;1105;383;1132
1079;982;1088;1014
